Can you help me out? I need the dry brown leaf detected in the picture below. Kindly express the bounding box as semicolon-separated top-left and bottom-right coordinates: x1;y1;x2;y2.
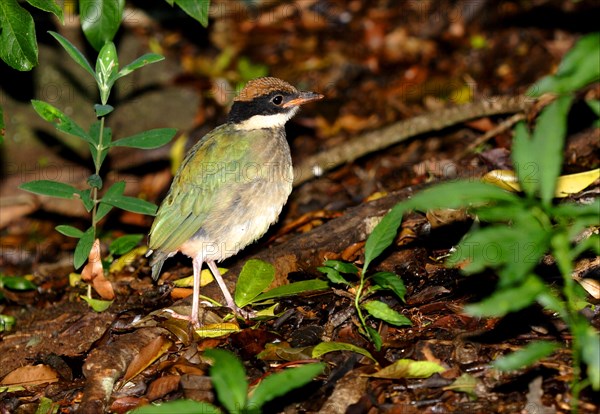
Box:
0;365;59;386
146;374;181;401
123;335;173;383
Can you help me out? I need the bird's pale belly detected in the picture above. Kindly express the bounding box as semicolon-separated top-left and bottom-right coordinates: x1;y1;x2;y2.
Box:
178;178;292;262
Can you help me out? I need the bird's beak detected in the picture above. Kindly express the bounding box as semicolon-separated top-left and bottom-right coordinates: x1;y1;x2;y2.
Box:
283;91;324;108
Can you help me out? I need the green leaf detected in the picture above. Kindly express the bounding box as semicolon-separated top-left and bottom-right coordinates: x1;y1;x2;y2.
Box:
26;0;64;23
204;349;248;413
363;301;412;326
364;181;518;274
55;224;84;238
252;280;330;302
88;121;111;170
80;295;113;312
31;100;91;142
94;104;114;117
317;266;350;285
109;234;143;256
464;275;547;317
532;96;573;206
111;128;177;149
95;202;114;223
118;53;165;78
493;341;560;371
572;320;600;390
173;0;210;27
511;122;537;197
0;0;38;71
131;400;221;414
528;33;600;96
95;41;119;104
74;227;95;269
48;31;95;78
370;359;445;379
80;0;124;51
235;259;275;308
247;363;324;411
79;188;94;212
312;341;376;362
366;326;382;351
363;203;406;275
322;260;359;275
19;180;79;199
370;272;407;302
103;194;157;215
0;275;36;290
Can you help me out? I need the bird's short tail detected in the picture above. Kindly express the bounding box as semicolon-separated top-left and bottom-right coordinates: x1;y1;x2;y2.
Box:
146;249;169;281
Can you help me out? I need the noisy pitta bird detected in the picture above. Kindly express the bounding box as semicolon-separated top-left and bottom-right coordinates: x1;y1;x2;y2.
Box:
147;77;323;326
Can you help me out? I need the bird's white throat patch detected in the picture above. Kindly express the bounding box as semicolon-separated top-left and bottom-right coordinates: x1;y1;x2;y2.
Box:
235;108;299;130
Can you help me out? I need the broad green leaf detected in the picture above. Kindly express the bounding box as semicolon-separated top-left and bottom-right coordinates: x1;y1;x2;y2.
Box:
0;275;36;290
94;104;113;117
370;272;407;302
101;183;157;216
74;227;95;269
118;53;165;78
493;341;560;371
132;400;221;414
235;259;275;307
370;359;445;379
528;33;600;96
364;181;518;274
247;363;324;412
252;279;330;302
80;295;113;312
366;326;382;351
26;0;64;23
109;234;143;256
195;323;241;338
317;266;350;285
111;128;177;149
531;95;573;206
464;275;547;317
79;188;94;212
322;260;359;275
19;180;79;199
511;122;537;197
0;0;38;71
31;100;92;142
572;319;600;390
312;341;376;362
0;315;16;332
444;373;478;399
55;224;84;238
48;31;95;78
80;0;124;51
204;349;248;413
363;203;406;274
173;0;210;27
96;41;119;104
363;301;412;326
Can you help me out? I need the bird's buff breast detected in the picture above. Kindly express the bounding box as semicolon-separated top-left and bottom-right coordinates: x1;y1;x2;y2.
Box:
178;173;293;262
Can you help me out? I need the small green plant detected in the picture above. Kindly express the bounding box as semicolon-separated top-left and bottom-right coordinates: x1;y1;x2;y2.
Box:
353;32;599;410
0;274;37;332
318;257;411;350
19;31;176;271
132;349;324;414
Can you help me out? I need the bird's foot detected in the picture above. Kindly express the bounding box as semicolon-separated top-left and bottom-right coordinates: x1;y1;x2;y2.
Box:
163;308;202;329
230;305;256;320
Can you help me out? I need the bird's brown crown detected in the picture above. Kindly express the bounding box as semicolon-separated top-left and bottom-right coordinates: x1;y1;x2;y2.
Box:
234;77;298;102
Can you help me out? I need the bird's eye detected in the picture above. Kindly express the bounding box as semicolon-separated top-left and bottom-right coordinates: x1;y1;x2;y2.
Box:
271;95;283;105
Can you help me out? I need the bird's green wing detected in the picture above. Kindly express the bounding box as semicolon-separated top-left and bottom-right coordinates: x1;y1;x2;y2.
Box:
148;124;252;254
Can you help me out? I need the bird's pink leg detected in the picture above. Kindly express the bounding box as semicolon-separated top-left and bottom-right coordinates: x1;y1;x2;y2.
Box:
206;260;254;319
190;254;203;327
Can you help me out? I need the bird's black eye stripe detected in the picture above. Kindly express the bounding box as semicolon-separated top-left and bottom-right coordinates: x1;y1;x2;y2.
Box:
271;95;283;105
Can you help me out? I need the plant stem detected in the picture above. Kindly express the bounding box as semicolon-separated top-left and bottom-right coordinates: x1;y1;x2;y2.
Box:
355;272;369;334
91;116;106;229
